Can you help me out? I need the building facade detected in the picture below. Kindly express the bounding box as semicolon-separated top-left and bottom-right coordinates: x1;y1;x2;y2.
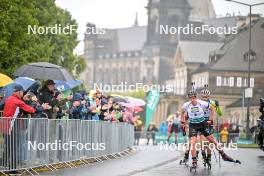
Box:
153;17;264;128
81;0;217;87
78;1;264;129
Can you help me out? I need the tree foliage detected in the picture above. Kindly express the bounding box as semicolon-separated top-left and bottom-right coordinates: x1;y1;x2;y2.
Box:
0;0;85;76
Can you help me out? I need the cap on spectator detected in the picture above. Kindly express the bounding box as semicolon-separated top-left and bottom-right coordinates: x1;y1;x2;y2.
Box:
78;90;87;98
73;93;83;101
13;84;24;92
45;80;55;85
89;90;96;97
55;91;62;98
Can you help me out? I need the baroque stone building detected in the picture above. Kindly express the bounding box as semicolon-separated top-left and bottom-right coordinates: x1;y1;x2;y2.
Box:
191;18;264;128
79;0;264;128
80;0;216;88
153;17;264;128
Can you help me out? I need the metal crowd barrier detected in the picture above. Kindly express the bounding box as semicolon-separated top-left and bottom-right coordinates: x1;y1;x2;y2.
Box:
0;118;134;171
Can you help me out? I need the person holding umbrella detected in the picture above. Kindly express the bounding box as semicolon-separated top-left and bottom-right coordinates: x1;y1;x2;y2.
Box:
3;84;36;117
38;80;58;119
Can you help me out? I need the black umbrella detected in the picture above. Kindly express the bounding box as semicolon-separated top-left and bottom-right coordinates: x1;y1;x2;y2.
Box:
14;62;74;81
113;97;127;103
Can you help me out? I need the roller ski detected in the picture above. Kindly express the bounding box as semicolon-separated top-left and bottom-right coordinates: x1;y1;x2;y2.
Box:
179;157;189;166
180;151;189;166
202;153;211;169
220;152;241;164
203;158;212;169
189;158;197;173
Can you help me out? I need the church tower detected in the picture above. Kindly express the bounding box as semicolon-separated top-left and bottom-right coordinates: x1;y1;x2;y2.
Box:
146;0;192;45
144;0;192;84
188;0;216;21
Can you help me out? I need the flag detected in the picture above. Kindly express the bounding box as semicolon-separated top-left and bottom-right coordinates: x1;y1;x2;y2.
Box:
145;90;160;129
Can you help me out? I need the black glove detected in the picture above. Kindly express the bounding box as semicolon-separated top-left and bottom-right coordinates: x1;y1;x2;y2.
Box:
215;100;219;107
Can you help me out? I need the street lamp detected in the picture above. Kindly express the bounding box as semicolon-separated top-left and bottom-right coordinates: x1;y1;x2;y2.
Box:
243;50;256;62
225;0;264;139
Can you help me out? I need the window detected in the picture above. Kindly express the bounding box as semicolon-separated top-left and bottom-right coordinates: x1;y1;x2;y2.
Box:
223;77;228;86
216;76;222;86
201;77;205;87
176;80;180;94
194;79;198;88
237;77;242;87
198;77;202;87
229;77;234;87
205;76;209;85
250;78;254;88
180;79;184;95
243;78;247;87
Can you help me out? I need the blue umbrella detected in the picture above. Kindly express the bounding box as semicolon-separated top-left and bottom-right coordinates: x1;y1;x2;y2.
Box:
14;77;36;91
0;84;14;98
2;77;37;97
55;79;82;91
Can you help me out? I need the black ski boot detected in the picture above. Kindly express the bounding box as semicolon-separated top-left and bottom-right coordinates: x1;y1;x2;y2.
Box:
201;151;207;167
196;150;199;159
180;151;189;165
206;154;212;169
190;157;197;172
166;138;169;143
174;139;178;146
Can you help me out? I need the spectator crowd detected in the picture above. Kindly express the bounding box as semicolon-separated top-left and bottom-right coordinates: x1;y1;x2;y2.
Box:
0;80;139;124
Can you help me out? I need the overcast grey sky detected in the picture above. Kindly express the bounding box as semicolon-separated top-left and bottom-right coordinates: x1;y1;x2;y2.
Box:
55;0;264;53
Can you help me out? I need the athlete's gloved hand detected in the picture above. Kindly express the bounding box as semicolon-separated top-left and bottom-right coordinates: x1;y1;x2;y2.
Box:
215;100;219;107
182;126;186;136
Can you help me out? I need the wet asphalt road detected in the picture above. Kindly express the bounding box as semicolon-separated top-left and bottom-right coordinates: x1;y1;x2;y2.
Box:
46;146;264;176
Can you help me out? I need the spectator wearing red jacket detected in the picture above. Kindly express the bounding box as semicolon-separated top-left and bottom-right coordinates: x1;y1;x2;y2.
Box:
3;84;35;118
1;84;36;134
1;84;35;170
